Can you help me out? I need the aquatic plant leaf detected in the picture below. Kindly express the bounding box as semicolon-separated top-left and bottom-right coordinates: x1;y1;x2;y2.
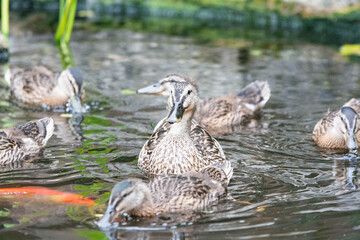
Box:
21;217;31;223
76;229;107;240
3;223;16;228
121;89;136;95
203;210;214;214
83;116;111;126
0;209;9;217
340;44;360;56
98;135;116;145
250;50;262;56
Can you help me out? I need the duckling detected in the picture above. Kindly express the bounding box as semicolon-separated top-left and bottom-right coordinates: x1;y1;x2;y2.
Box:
4;66;86;113
97;161;232;227
0;117;54;165
138;81;228;177
137;74;271;135
313;103;359;151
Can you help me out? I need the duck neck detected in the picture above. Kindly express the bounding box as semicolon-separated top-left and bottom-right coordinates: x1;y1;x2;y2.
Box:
168;108;195;136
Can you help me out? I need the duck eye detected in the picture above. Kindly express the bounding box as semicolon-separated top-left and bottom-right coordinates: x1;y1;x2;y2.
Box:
187;90;192;95
122;192;130;198
170;79;175;82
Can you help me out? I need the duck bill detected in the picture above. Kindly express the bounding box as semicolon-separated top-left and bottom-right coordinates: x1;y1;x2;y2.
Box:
137;82;163;95
97;206;120;229
167;101;184;124
70;94;87;114
346;131;358;153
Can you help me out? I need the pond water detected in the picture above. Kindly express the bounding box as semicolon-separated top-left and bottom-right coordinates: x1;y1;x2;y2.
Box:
1;24;360;240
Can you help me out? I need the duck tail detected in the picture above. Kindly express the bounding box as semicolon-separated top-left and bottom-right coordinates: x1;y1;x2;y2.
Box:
38;117;55;147
201;160;233;187
237;80;271;112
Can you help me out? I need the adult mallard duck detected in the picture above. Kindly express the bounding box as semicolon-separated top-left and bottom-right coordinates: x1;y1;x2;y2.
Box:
138;81;228;177
0;117;54;165
313;99;360;152
4;66;86;113
137;74;271;135
97;161;232;227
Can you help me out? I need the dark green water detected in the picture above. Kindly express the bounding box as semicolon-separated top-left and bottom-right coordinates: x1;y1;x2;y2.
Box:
1;20;360;239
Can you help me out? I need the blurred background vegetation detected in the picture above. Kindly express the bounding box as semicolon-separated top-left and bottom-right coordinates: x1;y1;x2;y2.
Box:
4;0;360;44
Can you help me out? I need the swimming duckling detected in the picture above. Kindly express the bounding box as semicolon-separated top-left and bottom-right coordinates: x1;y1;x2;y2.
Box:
138;81;228;177
5;66;86;113
0;117;54;165
313;103;359;152
137;74;271;135
97;161;232;227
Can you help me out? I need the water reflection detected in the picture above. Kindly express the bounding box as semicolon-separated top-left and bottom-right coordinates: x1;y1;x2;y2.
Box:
332;156;358;194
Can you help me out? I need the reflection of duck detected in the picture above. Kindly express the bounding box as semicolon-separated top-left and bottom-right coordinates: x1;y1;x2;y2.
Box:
98;161;232;227
313;99;360;151
332;158;358;193
137;74;271;135
138;81;228;177
5;66;86;113
0;117;54;165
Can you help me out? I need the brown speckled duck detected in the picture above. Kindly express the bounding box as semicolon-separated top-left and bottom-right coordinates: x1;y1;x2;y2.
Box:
138;81;228;177
97;161;232;227
5;66;86;113
313;98;360;152
137;74;271;135
0;117;54;165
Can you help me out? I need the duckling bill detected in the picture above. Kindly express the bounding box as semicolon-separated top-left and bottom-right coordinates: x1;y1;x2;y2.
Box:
313;103;360;152
5;66;87;113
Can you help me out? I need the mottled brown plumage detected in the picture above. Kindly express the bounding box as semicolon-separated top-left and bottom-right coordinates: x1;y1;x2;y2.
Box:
313;99;360;151
137;74;271;135
5;66;86;113
97;161;232;227
138;82;228;177
0;117;54;165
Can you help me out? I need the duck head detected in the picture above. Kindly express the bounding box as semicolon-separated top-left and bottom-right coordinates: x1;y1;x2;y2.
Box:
137;73;199;97
337;107;358;152
97;179;151;228
167;81;199;124
58;67;87;113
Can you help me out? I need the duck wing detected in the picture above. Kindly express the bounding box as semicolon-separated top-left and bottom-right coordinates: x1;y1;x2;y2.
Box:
2;117;54;155
8;67;58;105
150;174;224;212
237;80;271;111
190;122;226;163
0;132;26;165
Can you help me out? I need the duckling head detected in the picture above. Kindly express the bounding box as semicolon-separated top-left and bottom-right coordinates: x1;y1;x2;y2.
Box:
167;82;199;124
58;67;86;113
97;179;151;228
338;107;358;152
137;73;199;96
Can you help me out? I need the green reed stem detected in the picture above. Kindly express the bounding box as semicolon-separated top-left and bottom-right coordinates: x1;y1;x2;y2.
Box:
1;0;9;41
57;41;74;69
55;0;77;43
64;0;77;43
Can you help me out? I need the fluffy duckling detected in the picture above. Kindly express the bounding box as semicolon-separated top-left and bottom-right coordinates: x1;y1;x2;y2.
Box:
137;74;271;135
5;66;86;113
138;81;228;177
0;117;54;165
97;161;232;227
313;99;360;151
